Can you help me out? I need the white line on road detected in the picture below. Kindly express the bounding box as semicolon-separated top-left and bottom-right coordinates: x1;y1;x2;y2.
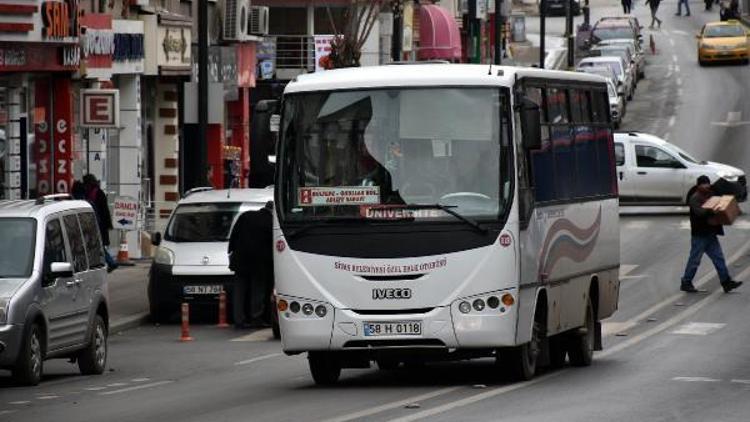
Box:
8;401;31;405
85;386;107;391
131;378;151;382
668;116;676;127
36;395;60;400
672;376;720;382
676;78;683;86
234;352;283;366
672;54;679;62
99;380;174;396
0;410;17;416
323;387;463;422
666;64;674;78
675;65;681;72
386;373;565;422
731;379;750;384
669;39;675;46
671;322;726;335
106;382;128;387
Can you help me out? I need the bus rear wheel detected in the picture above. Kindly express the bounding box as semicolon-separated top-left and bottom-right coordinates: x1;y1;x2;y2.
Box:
308;352;341;385
568;296;595;367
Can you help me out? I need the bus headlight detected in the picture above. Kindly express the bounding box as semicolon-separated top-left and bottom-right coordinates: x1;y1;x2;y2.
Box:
302;303;314;315
314;305;327;318
472;299;485;312
459;301;472;314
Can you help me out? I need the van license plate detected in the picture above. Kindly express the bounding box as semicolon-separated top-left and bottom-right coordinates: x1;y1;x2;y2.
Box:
183;285;222;295
364;321;422;337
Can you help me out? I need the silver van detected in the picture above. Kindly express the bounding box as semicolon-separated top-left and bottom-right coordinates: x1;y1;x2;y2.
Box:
0;196;109;385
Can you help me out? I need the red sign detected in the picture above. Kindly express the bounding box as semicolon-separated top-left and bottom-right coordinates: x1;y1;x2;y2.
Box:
35;80;51;195
79;14;113;72
276;240;286;253
35;78;73;195
81;89;119;127
500;233;512;247
0;43;79;72
236;43;256;88
42;0;80;41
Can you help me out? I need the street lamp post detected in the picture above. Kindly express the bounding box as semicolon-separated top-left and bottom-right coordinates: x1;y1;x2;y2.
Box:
495;0;503;65
540;0;546;68
196;0;209;189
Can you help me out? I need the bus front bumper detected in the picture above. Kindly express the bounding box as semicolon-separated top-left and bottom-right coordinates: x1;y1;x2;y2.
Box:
278;292;518;354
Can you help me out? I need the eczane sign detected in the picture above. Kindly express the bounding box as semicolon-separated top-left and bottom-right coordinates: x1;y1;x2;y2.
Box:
80;89;120;128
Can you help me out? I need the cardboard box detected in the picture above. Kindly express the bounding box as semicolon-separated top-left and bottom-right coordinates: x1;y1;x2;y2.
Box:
703;195;741;225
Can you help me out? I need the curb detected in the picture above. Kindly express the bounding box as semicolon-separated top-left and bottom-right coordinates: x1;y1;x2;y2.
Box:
110;312;150;333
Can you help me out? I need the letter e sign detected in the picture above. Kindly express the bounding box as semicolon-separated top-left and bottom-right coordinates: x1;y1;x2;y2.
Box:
81;89;120;128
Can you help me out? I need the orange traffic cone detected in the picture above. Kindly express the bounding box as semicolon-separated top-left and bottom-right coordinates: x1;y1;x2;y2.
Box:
117;230;134;266
217;290;229;328
180;303;194;342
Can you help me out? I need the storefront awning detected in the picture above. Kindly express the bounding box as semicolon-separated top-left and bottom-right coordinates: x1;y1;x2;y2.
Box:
417;5;462;61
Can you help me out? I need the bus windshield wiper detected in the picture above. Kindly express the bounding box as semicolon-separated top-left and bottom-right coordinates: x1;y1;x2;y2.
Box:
401;204;488;234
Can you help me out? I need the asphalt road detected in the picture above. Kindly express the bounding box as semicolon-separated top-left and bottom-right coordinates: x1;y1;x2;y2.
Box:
2;4;750;421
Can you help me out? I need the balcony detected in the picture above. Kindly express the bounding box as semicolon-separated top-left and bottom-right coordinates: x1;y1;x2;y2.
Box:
275;35;315;80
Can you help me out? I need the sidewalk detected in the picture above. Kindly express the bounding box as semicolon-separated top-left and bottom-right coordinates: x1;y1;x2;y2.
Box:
108;260;151;333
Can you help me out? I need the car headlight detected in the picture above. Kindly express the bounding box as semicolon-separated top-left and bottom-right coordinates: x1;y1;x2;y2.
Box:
716;171;739;182
0;298;9;325
154;247;175;265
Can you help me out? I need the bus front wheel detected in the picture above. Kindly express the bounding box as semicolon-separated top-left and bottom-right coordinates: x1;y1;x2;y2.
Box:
498;319;541;381
568;296;595;367
308;352;341;385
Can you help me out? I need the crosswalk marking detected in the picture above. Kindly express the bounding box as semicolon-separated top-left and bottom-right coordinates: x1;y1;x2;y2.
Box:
672;376;720;382
671;322;726;335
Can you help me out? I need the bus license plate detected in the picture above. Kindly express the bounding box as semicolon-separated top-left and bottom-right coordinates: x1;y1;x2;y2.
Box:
364;321;422;337
183;285;222;295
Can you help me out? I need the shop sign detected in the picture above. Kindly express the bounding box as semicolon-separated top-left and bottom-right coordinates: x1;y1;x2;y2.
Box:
0;44;78;72
314;35;335;72
159;26;190;68
80;89;120;128
236;43;256;88
82;29;114;57
0;47;26;67
42;0;81;42
63;45;80;67
113;33;144;61
256;37;276;80
35;79;74;195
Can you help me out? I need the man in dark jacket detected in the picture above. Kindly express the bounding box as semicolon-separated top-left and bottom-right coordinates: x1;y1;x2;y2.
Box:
82;174;118;272
680;175;742;293
228;202;274;328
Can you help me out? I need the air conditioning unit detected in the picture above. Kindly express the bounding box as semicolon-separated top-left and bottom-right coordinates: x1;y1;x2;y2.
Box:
248;6;269;36
224;0;249;41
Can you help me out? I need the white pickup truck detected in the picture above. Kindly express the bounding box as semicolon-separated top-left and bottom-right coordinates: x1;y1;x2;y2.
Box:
614;132;747;205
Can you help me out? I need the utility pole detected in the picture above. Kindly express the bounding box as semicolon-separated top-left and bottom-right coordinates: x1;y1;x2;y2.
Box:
196;0;209;188
539;0;546;68
566;0;574;68
392;2;403;62
494;0;503;65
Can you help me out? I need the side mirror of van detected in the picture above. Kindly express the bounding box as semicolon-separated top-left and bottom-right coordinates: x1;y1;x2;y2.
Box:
50;262;74;278
519;97;542;150
151;232;162;246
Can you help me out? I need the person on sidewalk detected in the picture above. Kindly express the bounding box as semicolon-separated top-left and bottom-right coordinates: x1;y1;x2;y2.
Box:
680;175;742;293
675;0;691;16
646;0;663;28
622;0;633;13
228;202;274;328
82;175;118;272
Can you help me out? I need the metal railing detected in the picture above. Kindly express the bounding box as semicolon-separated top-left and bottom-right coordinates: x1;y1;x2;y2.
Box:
275;35;315;72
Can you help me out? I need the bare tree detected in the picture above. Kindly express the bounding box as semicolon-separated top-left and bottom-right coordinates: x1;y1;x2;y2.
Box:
324;1;391;69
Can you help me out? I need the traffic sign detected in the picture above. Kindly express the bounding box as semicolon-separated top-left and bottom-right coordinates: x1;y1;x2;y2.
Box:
113;196;138;231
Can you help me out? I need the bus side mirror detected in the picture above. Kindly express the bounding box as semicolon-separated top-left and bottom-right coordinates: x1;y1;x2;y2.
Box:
151;232;162;246
520;98;542;150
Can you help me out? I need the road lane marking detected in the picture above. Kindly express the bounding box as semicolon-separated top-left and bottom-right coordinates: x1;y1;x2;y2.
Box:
234;352;283;366
8;401;31;405
671;322;725;335
85;386;107;391
668;116;676;127
106;382;127;387
36;395;59;400
131;378;151;382
99;380;174;396
731;379;750;384
672;54;678;62
231;329;274;342
322;387;462;422
675;65;680;72
711;111;750;127
669;39;675;46
672;376;720;382
386;372;565;422
0;410;17;416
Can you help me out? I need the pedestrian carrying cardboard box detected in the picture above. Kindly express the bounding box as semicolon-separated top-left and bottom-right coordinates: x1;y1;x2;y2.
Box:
702;195;741;225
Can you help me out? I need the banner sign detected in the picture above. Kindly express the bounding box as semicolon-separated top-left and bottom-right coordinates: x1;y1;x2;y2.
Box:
80;89;120;128
113;196;138;230
298;186;380;206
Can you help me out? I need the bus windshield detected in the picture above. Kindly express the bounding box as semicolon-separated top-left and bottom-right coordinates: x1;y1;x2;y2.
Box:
279;88;511;223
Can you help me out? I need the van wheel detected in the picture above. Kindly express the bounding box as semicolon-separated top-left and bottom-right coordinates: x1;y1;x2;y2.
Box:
568;296;595;367
78;315;108;375
13;323;43;386
308;352;341;385
548;334;567;369
498;319;541;381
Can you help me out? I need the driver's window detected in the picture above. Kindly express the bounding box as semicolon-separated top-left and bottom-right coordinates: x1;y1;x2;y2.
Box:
635;145;679;168
43;218;67;282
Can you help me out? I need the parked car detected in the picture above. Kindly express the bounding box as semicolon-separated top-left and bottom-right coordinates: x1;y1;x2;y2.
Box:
577;66;625;127
148;187;274;323
614;132;747;204
597;38;646;78
577;56;634;100
588;18;642;51
590;45;638;86
542;0;581;16
598;16;644;42
696;20;750;65
0;195;110;385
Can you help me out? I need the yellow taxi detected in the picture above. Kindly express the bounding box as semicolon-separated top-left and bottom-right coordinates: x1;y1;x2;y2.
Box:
697;20;749;65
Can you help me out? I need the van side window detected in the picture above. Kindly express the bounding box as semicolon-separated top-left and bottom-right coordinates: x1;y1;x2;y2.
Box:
635;145;679;168
44;219;67;275
63;214;88;273
79;212;105;269
614;143;625;166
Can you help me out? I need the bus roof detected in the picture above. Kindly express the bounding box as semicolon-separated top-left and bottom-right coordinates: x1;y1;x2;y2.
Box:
285;64;607;94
